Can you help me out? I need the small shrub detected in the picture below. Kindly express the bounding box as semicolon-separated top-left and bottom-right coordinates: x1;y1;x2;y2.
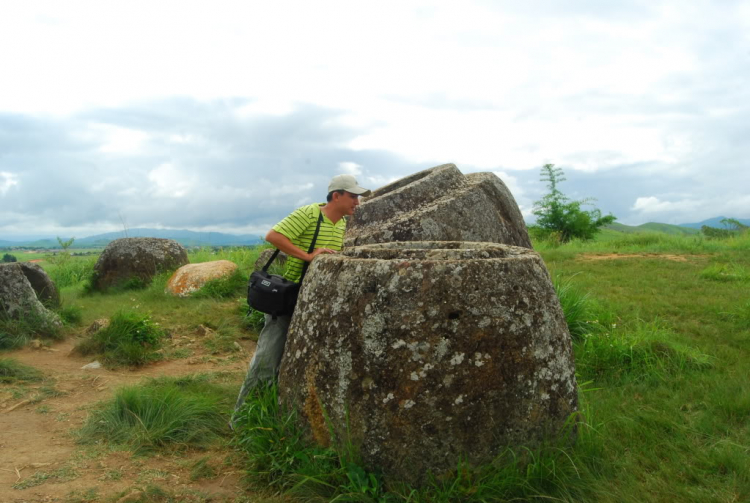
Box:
74;311;166;367
77;374;232;452
0;358;43;383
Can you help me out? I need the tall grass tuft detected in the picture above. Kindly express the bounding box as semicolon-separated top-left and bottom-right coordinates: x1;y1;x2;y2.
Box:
553;275;596;341
77;374;232;453
699;262;749;282
73;310;165;367
575;319;713;383
0;307;63;349
0;358;44;383
46;256;97;289
233;384;347;496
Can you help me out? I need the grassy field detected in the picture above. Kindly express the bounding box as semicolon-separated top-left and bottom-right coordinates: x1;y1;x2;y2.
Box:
2;233;749;501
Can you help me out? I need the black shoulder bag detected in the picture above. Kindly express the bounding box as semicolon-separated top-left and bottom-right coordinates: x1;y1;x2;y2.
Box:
247;211;324;318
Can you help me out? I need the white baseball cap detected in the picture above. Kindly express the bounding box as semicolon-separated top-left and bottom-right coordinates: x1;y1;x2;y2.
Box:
328;174;371;196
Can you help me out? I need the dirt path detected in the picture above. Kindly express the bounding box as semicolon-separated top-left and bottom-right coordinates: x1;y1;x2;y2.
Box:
576;253;708;262
1;336;257;502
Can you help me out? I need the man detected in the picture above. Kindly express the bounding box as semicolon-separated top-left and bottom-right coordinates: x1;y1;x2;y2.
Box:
234;174;371;416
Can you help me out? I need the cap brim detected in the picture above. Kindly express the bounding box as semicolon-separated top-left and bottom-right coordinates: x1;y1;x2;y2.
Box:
349;186;372;197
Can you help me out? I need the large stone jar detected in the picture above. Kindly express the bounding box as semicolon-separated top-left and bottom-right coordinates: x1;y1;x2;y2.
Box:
344;164;533;249
278;241;577;484
92;238;189;290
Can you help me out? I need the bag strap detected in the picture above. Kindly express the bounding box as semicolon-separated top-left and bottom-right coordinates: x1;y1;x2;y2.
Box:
261;210;325;279
299;211;324;282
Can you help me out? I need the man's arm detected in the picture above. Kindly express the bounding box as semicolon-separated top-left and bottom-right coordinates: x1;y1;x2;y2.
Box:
265;230;337;263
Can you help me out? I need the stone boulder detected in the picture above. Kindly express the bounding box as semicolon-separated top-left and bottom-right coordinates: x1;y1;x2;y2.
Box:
278;241;576;484
0;263;62;331
18;262;60;308
165;260;238;297
92;238;188;290
253;248;287;272
344;163;533;249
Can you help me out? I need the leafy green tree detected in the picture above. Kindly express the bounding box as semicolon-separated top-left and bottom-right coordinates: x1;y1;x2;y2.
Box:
532;163;616;242
2;253;17;263
720;218;748;231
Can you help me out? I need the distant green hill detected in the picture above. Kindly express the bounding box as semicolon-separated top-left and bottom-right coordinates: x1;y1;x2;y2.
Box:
605;222;699;236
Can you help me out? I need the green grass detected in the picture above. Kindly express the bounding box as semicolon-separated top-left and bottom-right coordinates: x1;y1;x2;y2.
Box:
73;310;166;367
191;268;246;299
77;374;234;453
232;233;750;502
0;358;43;383
233;385;603;502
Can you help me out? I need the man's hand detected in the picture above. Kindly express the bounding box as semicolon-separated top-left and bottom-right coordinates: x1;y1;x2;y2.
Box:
307;248;338;261
266;230;338;263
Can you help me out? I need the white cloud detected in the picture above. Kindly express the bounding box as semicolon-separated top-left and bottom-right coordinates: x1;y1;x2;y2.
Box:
631;196;695;214
338;162;363;176
91;124;149;154
147;163;195;198
0;172;19;195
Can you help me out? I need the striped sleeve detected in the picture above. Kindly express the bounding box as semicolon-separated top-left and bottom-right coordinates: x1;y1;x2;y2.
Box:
271;203;346;283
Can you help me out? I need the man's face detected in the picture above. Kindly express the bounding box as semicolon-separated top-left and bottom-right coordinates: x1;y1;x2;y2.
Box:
336;191;361;215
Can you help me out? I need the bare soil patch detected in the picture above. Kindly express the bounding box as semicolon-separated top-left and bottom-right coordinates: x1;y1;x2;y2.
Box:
1;334;257;502
577;253;708;262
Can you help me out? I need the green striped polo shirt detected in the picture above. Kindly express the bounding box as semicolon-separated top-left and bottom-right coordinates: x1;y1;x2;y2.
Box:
272;203;346;283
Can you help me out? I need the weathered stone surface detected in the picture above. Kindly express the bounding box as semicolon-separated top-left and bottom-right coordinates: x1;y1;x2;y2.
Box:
278;241;576;484
165;260;238;297
92;238;188;290
0;263;62;331
254;248;287;272
18;262;60;308
345;164;533;249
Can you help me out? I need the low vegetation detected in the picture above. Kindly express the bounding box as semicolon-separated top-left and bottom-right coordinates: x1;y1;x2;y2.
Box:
77;374;234;453
2;232;748;501
74;310;167;367
0;357;44;383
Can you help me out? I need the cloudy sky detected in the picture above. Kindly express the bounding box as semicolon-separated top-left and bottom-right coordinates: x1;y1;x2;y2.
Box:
1;0;748;240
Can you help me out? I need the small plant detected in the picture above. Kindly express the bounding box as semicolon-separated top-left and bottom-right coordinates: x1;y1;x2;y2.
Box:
77;374;232;453
2;252;17;262
0;358;43;383
532;163;616;242
74;311;166;367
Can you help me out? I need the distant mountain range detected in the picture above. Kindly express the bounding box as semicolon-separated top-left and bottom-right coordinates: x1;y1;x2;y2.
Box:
0;228;264;249
2;216;748;249
677;216;750;229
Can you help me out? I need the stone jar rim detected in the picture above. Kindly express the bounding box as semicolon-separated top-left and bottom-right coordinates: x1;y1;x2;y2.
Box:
341;241;538;261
